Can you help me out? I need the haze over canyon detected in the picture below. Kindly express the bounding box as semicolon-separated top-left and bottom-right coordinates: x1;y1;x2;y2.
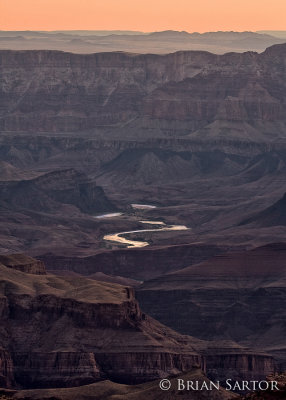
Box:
0;30;286;399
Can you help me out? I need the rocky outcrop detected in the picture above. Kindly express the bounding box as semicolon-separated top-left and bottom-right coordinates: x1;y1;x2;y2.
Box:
93;352;202;384
243;372;286;399
0;350;14;388
0;259;203;389
12;352;101;388
203;351;275;382
0;254;46;275
0;255;276;390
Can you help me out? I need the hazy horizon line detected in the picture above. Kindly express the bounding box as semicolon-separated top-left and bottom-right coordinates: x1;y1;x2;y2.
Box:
1;29;286;33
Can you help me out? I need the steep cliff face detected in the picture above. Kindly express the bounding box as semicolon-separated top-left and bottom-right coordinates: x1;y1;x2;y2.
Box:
203;351;275;382
0;255;276;390
12;352;101;388
0;46;286;139
0;349;14;388
0;257;203;389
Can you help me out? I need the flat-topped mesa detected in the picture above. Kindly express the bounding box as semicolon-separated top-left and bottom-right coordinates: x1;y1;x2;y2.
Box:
0;254;46;275
0;261;202;389
0;256;277;390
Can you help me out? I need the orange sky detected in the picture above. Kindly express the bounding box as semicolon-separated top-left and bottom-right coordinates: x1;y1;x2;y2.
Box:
1;0;286;32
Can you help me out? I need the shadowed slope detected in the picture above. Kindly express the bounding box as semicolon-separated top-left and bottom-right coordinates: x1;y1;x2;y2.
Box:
0;256;204;388
1;369;238;400
241;193;286;226
137;243;286;368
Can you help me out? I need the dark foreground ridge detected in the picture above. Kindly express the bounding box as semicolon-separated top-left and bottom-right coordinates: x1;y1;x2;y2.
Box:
0;254;275;391
0;368;238;400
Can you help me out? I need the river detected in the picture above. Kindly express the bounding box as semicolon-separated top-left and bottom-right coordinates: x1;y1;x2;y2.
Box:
103;220;189;248
95;205;189;248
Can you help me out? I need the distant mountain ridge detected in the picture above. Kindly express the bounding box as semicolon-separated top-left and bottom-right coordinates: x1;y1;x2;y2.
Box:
0;29;284;54
257;30;286;39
